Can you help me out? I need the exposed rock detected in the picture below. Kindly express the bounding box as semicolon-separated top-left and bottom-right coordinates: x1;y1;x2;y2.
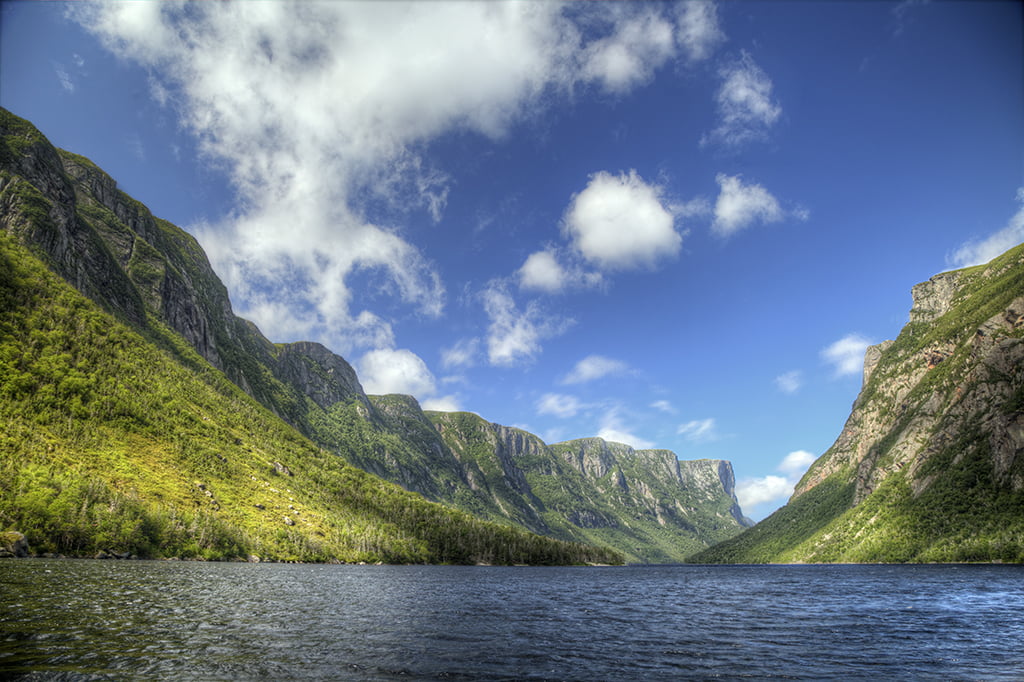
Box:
699;244;1024;563
0;530;29;558
274;341;370;412
908;271;961;324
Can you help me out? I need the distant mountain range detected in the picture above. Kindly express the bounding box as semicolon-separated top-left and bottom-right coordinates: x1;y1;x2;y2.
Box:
0;107;748;563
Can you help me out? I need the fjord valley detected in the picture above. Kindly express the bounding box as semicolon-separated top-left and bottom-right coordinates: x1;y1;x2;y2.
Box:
3;104;1024;566
0;108;750;564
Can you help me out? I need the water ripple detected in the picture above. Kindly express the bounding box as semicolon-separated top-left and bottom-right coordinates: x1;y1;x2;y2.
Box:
2;561;1023;680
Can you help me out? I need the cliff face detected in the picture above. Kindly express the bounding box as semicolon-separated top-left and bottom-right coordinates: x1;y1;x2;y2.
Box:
694;244;1024;564
427;414;750;562
1;108;746;563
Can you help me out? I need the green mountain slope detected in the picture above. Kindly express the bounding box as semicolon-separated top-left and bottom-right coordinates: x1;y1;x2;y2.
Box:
0;231;621;564
693;243;1024;563
0;109;622;565
0;106;746;563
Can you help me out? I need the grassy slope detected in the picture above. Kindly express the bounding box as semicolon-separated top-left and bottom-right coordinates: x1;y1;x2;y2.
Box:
0;232;622;565
692;245;1024;563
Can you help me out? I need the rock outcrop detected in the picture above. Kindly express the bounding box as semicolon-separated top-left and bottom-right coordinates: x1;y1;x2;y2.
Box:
0;531;29;558
694;243;1024;564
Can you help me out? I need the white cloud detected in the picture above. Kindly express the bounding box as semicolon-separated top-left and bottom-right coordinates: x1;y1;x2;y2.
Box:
822;334;872;378
563;170;681;271
677;418;719;443
949;188;1024;268
519;250;567;293
711;174;785;237
421;395;462;412
537;393;583;419
482;283;571;367
357;348;437;397
736;449;817;516
650;399;676;414
598;408;654;449
74;2;717;356
518;248;604;295
779;450;816;475
357;347;459;411
775;370;802;394
441;338;480;370
736;475;792;510
675;1;724;63
54;63;74;92
703;51;782;148
582;9;676;94
561;354;629;385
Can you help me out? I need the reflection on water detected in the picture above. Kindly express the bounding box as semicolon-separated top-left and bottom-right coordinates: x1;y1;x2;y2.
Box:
2;560;1023;680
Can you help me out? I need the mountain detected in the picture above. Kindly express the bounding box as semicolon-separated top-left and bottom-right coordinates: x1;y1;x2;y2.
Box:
692;243;1024;563
0;107;746;563
0;108;623;564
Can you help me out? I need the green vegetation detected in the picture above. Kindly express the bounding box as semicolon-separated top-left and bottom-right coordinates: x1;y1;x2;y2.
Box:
0;226;620;565
695;243;1024;564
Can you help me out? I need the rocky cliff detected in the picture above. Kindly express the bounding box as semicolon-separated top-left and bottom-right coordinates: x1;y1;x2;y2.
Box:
693;243;1024;563
1;107;747;563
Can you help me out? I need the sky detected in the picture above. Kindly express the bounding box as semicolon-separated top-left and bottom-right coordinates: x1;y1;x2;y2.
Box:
2;1;1022;520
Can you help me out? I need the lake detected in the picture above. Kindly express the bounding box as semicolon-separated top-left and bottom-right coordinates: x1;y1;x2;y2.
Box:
1;560;1022;680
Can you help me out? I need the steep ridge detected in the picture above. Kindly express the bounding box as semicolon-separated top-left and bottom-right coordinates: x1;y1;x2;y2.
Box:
0;108;747;563
0;228;624;564
428;416;750;563
0;108;622;564
693;243;1024;563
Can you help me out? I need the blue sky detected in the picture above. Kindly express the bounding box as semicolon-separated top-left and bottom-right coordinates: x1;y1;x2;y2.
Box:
2;1;1022;520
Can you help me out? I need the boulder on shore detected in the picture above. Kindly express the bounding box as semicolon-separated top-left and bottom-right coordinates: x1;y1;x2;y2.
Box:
0;531;30;558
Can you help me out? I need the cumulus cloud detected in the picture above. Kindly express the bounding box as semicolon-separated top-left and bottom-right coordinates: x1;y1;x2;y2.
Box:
356;348;460;411
822;334;872;378
775;370;802;394
579;1;722;93
703;51;782;148
735;475;792;510
482;283;571;367
711;174;786;237
563;170;681;271
561;354;629;385
581;9;676;94
778;450;817;475
537;393;583;419
598;408;654;449
677;418;719;443
736;449;817;517
519;250;567;293
357;348;437;397
517;249;603;294
74;2;725;356
949;188;1024;268
421;395;462;412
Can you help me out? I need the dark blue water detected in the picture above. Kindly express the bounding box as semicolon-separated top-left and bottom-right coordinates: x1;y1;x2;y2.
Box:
1;560;1022;680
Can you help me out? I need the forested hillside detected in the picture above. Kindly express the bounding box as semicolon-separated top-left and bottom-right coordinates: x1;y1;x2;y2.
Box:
0;108;622;564
693;242;1024;563
0;107;751;563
